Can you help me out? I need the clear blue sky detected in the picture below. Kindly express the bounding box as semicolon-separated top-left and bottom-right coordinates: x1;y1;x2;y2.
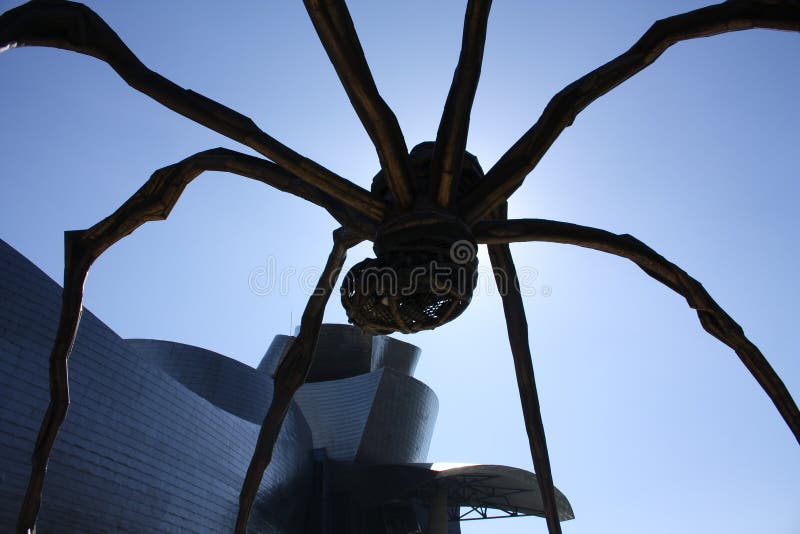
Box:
1;1;798;532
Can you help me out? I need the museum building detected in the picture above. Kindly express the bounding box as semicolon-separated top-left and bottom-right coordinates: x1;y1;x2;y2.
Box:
0;238;572;532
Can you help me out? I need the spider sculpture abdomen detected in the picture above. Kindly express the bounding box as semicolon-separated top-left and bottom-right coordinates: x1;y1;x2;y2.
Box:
341;213;478;334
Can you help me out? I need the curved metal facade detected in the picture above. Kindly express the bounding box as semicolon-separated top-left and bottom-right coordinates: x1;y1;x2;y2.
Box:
0;240;312;533
0;239;439;532
294;368;437;464
124;338;277;426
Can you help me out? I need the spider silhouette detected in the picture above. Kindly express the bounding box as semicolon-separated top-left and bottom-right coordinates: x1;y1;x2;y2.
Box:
2;1;799;533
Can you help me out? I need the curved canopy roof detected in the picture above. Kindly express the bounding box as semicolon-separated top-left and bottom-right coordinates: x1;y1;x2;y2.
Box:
342;462;574;522
424;463;574;521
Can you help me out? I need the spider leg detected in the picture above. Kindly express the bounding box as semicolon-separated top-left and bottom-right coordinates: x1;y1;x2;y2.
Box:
304;0;414;208
16;230;88;534
476;218;800;445
236;228;357;534
488;243;564;534
460;0;800;223
431;0;492;208
0;1;387;221
14;148;364;534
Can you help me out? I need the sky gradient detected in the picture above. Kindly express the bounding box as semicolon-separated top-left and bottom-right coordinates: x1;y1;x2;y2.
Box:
1;1;798;532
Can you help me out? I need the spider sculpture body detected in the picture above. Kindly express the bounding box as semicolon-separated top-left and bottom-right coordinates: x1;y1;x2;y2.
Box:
1;1;798;533
342;142;485;335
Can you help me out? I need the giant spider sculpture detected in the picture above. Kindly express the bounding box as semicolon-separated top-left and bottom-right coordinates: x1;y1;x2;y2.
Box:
2;0;799;533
